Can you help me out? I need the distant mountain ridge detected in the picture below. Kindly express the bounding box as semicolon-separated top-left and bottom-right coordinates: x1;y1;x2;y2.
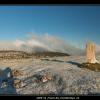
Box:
0;50;70;59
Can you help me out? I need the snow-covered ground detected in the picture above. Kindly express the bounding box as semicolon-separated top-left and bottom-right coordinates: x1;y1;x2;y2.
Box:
0;55;100;95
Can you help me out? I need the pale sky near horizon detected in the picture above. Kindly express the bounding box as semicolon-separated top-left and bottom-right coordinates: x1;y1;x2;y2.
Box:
0;6;100;49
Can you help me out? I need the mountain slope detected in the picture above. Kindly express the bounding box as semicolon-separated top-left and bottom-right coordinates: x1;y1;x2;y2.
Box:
0;50;70;59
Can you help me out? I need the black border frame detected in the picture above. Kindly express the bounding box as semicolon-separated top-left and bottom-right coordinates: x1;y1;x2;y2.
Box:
0;0;100;4
0;0;99;99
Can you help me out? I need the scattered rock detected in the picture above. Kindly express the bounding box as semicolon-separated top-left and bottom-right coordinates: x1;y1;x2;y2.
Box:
42;74;52;83
12;69;24;77
13;79;25;89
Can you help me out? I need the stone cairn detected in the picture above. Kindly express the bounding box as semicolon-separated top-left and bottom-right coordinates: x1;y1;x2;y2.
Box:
86;42;99;63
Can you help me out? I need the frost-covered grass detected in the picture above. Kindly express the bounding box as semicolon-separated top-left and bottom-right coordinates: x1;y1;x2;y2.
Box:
0;55;100;95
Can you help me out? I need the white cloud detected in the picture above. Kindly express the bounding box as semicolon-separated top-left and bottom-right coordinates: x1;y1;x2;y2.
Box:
0;33;84;55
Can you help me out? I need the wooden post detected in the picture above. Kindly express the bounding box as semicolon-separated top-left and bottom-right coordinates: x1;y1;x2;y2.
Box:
86;42;99;63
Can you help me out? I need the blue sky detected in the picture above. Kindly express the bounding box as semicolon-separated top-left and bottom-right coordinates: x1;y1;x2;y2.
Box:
0;6;100;49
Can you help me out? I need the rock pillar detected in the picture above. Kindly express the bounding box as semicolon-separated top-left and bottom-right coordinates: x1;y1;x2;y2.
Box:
86;42;99;63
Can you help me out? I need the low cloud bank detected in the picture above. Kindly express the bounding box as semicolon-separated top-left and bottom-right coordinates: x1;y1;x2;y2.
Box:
0;33;96;55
